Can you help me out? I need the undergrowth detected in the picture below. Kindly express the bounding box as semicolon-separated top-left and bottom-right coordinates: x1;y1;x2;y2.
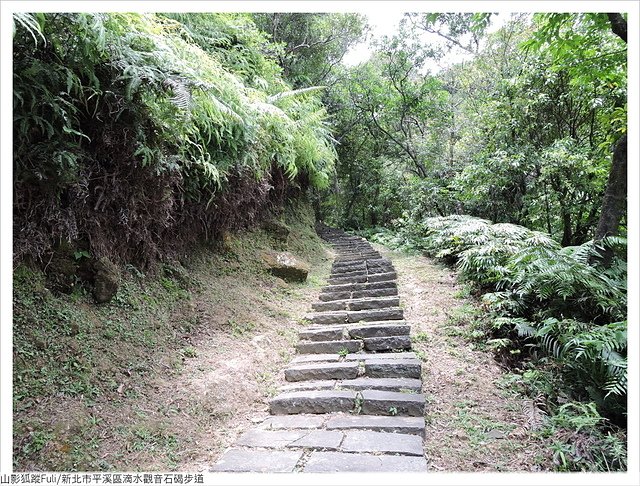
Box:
13;201;327;471
364;215;627;471
13;13;336;267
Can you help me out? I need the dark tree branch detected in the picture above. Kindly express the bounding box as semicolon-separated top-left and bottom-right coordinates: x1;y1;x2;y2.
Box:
607;13;627;43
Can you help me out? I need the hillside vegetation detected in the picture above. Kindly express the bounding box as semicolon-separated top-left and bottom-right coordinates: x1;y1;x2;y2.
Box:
14;201;332;470
11;11;628;473
13;13;336;266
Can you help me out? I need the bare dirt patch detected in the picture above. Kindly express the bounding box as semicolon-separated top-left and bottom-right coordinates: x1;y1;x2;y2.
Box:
14;211;334;472
376;244;547;472
97;249;333;472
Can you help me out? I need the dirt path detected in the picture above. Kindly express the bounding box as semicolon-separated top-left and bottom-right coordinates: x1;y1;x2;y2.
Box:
377;244;544;472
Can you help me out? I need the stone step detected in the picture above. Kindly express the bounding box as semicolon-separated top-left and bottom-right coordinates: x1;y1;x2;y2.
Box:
318;290;352;302
229;428;424;457
345;351;418;360
290;351;418;366
332;260;368;269
285;362;359;382
352;287;398;299
259;414;327;430
367;267;396;275
322;280;397;294
318;287;398;302
346;307;404;323
290;353;342;365
302;451;428;472
366;258;393;268
296;339;362;354
258;413;425;436
269;390;356;415
337;377;422;392
360;389;425;416
330;266;367;274
269;389;424;416
364;358;422;379
348;322;411;338
279;377;422;393
236;429;344;450
340;430;424;456
299;327;346;341
325;414;425;436
310;308;405;325
364;335;412;351
327;274;368;285
279;380;337;392
309;311;347;325
334;254;381;262
300;322;410;342
211;449;302;472
311;296;400;312
366;271;397;283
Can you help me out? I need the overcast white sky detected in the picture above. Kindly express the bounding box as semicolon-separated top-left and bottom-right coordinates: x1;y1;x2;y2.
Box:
342;11;509;70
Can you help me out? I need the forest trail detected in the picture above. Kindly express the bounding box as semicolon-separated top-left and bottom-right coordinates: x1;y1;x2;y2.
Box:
211;229;541;472
385;244;544;471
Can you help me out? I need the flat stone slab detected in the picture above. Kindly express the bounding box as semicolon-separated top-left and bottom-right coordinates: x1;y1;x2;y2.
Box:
313;296;400;312
299;326;346;340
260;415;327;430
345;351;418;361
336;377;422;392
352;288;398;299
279;380;337;392
290;354;340;365
269;390;356;415
310;311;348;325
296;339;362;354
312;300;348;312
367;272;397;283
364;335;412;351
328;275;368;285
289;430;344;450
285;362;358;382
332;261;366;270
361;389;425;416
211;449;302;472
237;429;306;448
348;322;410;339
341;430;424;456
364;358;422;378
335;253;380;261
347;307;404;323
367;266;395;274
236;429;344;450
330;268;368;277
326;414;425;435
365;258;392;266
303;451;428;472
323;281;397;294
318;291;351;302
348;296;400;311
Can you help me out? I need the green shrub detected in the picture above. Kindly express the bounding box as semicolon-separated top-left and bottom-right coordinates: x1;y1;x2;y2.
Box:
13;13;336;264
368;214;627;425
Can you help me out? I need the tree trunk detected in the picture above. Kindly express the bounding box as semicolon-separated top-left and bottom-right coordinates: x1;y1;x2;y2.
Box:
590;134;627;265
607;13;627;42
589;13;627;266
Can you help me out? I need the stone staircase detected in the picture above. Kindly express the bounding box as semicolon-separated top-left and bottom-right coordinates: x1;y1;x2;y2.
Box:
211;227;428;472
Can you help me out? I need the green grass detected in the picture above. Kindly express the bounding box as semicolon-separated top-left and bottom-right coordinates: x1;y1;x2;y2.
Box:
13;200;329;471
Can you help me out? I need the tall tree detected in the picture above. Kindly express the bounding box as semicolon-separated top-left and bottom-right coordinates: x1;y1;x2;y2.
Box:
252;13;368;87
591;13;628;265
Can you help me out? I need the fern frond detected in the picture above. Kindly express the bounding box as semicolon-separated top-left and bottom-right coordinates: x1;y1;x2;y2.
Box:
267;86;326;104
163;77;192;111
